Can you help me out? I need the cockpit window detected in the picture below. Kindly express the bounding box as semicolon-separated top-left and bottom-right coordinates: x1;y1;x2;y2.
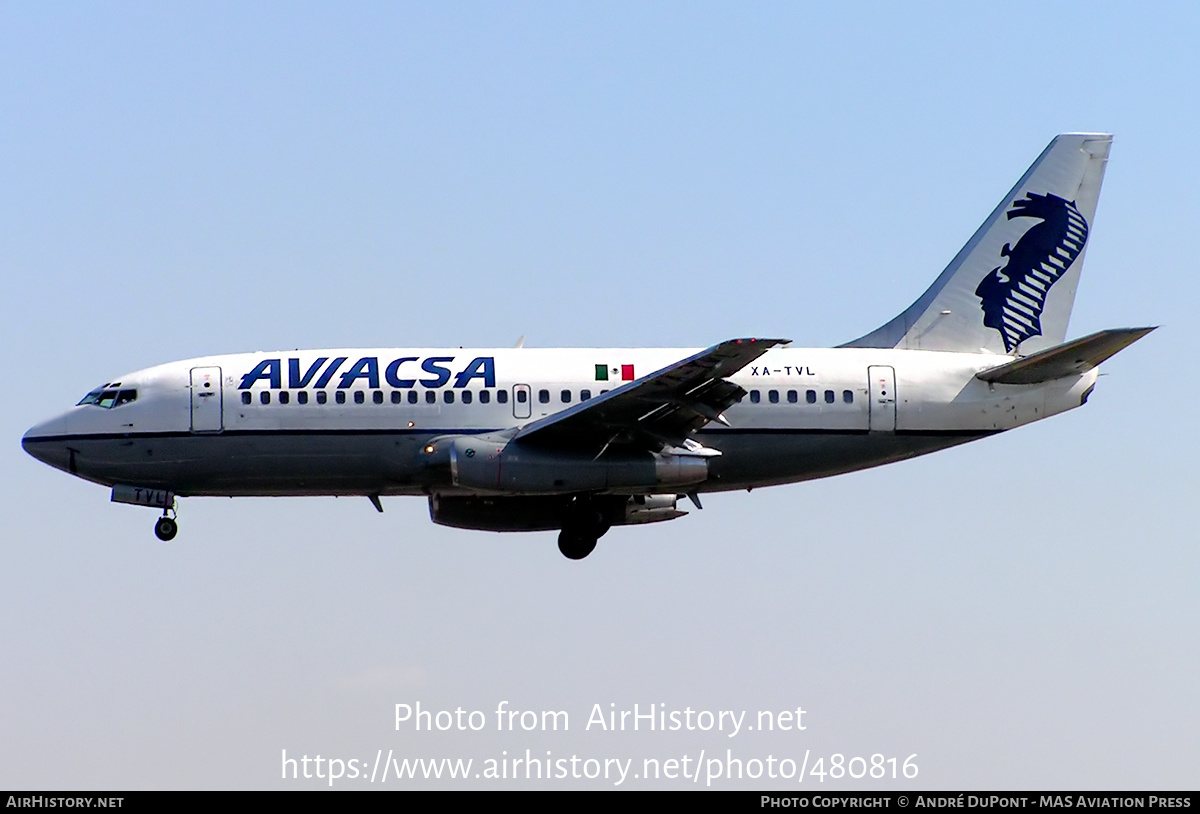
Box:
77;387;137;408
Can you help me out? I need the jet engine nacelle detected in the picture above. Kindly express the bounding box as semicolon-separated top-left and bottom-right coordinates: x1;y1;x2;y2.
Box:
422;433;709;495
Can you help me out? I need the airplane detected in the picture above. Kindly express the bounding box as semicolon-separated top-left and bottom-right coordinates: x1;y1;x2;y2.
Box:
22;133;1153;559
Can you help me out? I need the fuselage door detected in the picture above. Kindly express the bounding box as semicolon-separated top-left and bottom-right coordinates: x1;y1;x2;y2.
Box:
190;366;224;433
868;365;896;433
512;384;531;420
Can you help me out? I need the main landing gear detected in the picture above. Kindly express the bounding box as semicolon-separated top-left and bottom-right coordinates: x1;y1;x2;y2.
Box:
154;511;178;542
557;500;610;560
557;527;598;560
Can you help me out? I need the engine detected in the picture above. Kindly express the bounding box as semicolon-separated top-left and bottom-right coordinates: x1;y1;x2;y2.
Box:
421;432;710;494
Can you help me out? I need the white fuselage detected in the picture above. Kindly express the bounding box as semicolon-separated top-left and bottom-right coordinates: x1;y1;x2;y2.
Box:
22;346;1096;499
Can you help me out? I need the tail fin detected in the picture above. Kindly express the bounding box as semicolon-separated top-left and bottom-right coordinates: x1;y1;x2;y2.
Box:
844;133;1112;355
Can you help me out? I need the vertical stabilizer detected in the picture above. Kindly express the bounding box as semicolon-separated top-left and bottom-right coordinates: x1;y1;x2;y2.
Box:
844;133;1111;355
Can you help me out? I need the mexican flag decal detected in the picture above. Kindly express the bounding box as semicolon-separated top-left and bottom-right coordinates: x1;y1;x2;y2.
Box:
595;363;635;382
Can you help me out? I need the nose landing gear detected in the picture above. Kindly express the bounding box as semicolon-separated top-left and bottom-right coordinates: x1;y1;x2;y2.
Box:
110;485;180;542
154;513;178;542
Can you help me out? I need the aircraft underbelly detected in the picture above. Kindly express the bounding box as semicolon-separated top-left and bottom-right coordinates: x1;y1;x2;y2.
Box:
700;431;987;491
63;433;434;497
60;429;992;497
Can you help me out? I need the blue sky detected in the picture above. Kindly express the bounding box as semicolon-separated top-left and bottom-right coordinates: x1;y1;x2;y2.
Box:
2;2;1195;789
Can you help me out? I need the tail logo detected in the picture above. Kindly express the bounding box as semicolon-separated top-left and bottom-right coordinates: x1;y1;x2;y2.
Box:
974;193;1089;352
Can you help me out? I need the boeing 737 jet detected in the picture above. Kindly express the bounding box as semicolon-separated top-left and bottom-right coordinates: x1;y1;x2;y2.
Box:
23;133;1152;558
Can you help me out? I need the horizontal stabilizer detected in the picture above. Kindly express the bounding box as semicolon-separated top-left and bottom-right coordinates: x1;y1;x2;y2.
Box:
975;327;1156;385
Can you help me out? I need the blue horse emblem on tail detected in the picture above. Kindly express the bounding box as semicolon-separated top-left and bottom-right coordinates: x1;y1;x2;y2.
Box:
975;192;1089;352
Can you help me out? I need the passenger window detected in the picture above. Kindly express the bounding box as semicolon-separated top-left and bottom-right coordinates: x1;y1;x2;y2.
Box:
316;391;328;404
843;390;854;404
408;391;418;404
425;391;436;404
561;389;571;403
749;390;761;404
768;390;779;404
298;391;309;405
260;391;270;405
241;392;251;405
444;391;455;404
787;390;798;404
806;390;817;404
280;391;290;404
391;391;402;404
498;390;509;404
581;389;592;401
824;390;835;404
353;391;364;404
479;390;490;404
462;390;473;404
538;389;549;404
335;391;346;404
373;391;383;404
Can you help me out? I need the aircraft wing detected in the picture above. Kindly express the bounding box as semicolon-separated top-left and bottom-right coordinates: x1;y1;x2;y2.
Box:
512;337;789;454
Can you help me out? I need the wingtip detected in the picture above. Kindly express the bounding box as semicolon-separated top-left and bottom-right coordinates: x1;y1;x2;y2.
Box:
731;337;790;342
737;337;791;346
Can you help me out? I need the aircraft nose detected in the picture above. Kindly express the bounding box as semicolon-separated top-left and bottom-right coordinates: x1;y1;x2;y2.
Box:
22;412;74;471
